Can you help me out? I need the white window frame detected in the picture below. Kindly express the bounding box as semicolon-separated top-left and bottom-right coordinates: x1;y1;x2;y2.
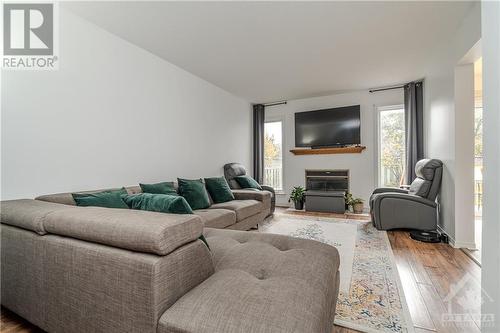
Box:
376;104;405;187
264;117;285;194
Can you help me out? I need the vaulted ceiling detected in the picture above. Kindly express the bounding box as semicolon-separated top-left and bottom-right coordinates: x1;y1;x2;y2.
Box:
64;1;475;103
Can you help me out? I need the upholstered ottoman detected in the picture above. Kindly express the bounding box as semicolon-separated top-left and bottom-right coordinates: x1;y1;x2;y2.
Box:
158;228;340;333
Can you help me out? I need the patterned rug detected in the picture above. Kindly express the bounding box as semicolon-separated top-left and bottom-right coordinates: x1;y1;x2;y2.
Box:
260;213;414;333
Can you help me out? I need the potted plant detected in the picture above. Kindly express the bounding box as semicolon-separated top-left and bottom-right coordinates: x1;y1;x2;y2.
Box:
344;192;353;211
289;186;306;210
350;198;365;214
345;192;364;214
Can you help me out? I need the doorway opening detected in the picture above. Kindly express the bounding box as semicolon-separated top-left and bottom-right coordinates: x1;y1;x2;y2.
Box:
471;57;483;263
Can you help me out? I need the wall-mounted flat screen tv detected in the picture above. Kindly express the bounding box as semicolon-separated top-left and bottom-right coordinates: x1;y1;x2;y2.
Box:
295;105;361;148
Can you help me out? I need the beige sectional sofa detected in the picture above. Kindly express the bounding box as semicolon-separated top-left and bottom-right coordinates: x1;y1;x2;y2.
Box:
1;185;340;333
36;185;272;230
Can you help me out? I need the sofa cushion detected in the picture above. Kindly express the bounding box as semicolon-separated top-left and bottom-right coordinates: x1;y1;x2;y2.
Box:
139;182;177;195
409;178;432;197
122;193;193;214
42;206;203;255
158;228;339;333
204;177;234;204
210;200;263;221
193;209;236;229
0;199;70;235
177;178;211;210
72;189;129;209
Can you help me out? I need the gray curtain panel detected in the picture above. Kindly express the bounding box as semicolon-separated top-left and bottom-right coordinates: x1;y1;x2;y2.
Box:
404;81;424;183
253;104;265;184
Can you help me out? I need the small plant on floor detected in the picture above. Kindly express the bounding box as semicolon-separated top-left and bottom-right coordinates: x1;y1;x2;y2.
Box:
349;197;365;214
289;186;306;210
344;192;353;211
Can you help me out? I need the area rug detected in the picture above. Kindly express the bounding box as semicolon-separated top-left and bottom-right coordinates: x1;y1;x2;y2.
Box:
260;213;414;333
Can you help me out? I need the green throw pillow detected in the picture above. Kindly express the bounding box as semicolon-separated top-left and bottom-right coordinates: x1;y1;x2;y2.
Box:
72;189;129;209
177;178;211;210
139;182;177;195
234;175;262;190
204;177;234;203
122;193;193;214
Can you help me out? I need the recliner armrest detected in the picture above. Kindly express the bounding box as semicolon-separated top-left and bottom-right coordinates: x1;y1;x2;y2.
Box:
373;193;437;208
372;187;409;195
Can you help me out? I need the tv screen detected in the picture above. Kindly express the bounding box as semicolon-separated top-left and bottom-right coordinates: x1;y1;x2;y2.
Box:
295;105;361;148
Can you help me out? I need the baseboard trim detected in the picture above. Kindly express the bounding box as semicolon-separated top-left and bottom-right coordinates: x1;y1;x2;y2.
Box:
437;226;477;249
437;225;456;247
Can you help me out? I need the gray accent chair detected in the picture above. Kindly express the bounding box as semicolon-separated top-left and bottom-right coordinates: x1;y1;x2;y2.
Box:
224;163;276;215
370;159;443;231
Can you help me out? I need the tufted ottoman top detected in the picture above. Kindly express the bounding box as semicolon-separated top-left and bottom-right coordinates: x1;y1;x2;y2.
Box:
158;228;340;333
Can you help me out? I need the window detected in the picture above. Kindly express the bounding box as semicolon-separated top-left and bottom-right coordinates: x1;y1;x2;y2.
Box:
378;106;406;187
264;121;283;191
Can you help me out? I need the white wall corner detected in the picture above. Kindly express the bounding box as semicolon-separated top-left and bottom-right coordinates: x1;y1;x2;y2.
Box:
453;64;476;249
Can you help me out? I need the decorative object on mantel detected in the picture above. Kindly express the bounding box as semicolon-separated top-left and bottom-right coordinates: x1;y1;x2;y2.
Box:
288;186;306;210
290;146;366;155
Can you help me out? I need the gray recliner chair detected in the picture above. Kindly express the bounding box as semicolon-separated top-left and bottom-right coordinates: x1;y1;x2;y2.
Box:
224;163;276;215
370;159;443;231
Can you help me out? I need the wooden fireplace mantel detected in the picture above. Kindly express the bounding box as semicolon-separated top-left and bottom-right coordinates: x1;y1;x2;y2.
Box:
290;146;366;155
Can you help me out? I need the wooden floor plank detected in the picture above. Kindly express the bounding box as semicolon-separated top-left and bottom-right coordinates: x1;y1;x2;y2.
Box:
391;247;436;331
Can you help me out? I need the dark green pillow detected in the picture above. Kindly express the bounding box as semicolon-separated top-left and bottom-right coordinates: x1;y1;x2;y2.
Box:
122;193;193;214
204;177;234;203
234;175;262;190
72;189;128;209
177;178;211;210
139;182;177;195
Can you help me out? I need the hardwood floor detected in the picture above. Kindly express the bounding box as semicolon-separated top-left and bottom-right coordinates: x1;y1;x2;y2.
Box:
1;214;481;333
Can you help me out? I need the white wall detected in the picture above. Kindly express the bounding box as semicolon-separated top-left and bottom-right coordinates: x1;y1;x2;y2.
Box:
453;64;476;249
423;2;481;245
481;0;500;329
1;9;251;200
265;89;404;207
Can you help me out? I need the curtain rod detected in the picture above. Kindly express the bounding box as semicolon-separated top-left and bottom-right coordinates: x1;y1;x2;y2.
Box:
263;101;287;107
369;79;424;93
369;85;405;93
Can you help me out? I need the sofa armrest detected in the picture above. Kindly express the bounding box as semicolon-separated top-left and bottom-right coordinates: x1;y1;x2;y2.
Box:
260;185;275;196
372;187;409;195
231;189;271;202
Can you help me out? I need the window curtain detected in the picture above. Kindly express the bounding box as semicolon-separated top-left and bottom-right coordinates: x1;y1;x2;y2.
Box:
404;81;424;183
253;104;265;184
